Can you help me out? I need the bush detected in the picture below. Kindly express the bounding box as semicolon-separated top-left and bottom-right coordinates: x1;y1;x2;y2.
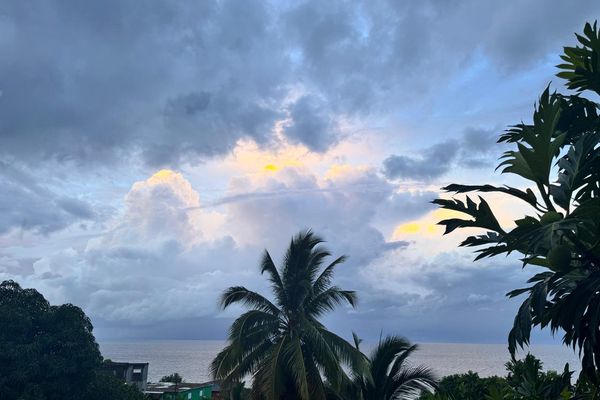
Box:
419;371;508;400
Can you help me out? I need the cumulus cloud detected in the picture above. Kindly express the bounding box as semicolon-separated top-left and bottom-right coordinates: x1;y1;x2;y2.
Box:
222;165;416;262
0;166;439;336
5;170;255;325
0;165;565;342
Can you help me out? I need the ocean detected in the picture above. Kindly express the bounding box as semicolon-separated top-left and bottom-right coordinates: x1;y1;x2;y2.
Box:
99;340;582;383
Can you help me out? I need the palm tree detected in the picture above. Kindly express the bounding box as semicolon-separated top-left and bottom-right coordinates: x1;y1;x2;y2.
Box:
210;230;366;400
352;334;436;400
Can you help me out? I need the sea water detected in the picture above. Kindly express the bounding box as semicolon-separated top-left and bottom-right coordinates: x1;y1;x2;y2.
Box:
100;340;581;383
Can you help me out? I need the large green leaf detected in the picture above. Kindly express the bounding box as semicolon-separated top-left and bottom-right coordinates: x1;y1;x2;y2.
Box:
550;132;600;211
557;22;600;95
432;196;504;235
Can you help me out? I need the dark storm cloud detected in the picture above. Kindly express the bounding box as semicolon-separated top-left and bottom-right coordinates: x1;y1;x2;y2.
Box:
0;0;597;166
373;190;438;231
0;0;287;165
383;140;460;181
460;127;502;168
0;163;96;234
382;127;503;181
284;95;339;152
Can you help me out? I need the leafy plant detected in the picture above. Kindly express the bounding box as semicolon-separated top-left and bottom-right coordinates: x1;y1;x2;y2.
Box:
434;21;600;380
505;354;572;400
85;373;146;400
351;334;437;400
419;371;508;400
210;230;366;400
0;280;102;400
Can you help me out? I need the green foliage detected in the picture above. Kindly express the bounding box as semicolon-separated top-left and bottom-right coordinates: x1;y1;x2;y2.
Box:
0;280;103;400
210;230;366;400
419;355;574;400
84;373;147;400
352;335;437;400
557;22;600;95
419;371;508;400
160;373;184;384
226;381;250;400
504;354;572;400
433;21;600;380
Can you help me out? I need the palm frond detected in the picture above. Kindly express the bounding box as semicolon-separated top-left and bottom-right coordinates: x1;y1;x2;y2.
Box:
319;328;369;377
313;255;348;296
284;337;310;400
219;286;280;314
388;365;437;399
307;287;357;317
300;318;344;389
227;310;280;347
260;250;286;306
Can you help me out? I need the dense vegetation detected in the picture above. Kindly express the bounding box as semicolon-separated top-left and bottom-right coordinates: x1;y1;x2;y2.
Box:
419;354;576;400
345;334;436;400
85;374;147;400
0;280;145;400
434;21;600;381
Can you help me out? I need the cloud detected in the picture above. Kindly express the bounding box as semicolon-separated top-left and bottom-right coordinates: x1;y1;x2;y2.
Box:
0;162;97;234
1;0;597;343
222;165;418;259
335;246;536;342
382;127;504;181
383;140;460;181
284;95;339;152
7;170;257;324
0;0;287;166
0;166;432;331
459;127;503;168
1;0;596;167
0;165;563;343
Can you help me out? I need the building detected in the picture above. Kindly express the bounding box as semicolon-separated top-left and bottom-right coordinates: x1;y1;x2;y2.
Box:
99;361;149;391
145;382;215;400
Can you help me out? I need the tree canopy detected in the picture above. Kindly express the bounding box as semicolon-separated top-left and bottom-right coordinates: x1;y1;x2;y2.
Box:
434;21;600;379
210;230;366;400
350;334;436;400
0;280;102;399
0;279;144;400
160;372;184;384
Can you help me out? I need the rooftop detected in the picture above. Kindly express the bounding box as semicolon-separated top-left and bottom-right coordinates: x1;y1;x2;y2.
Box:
145;382;216;394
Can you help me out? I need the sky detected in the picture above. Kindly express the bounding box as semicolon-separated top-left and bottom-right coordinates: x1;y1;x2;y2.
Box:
1;0;598;344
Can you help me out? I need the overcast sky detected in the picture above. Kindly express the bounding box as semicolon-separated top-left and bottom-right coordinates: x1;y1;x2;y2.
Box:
1;0;598;343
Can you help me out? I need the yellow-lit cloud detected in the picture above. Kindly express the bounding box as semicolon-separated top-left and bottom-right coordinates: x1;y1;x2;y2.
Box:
229;140;307;175
392;209;463;240
263;164;279;172
324;164;370;181
148;169;178;184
